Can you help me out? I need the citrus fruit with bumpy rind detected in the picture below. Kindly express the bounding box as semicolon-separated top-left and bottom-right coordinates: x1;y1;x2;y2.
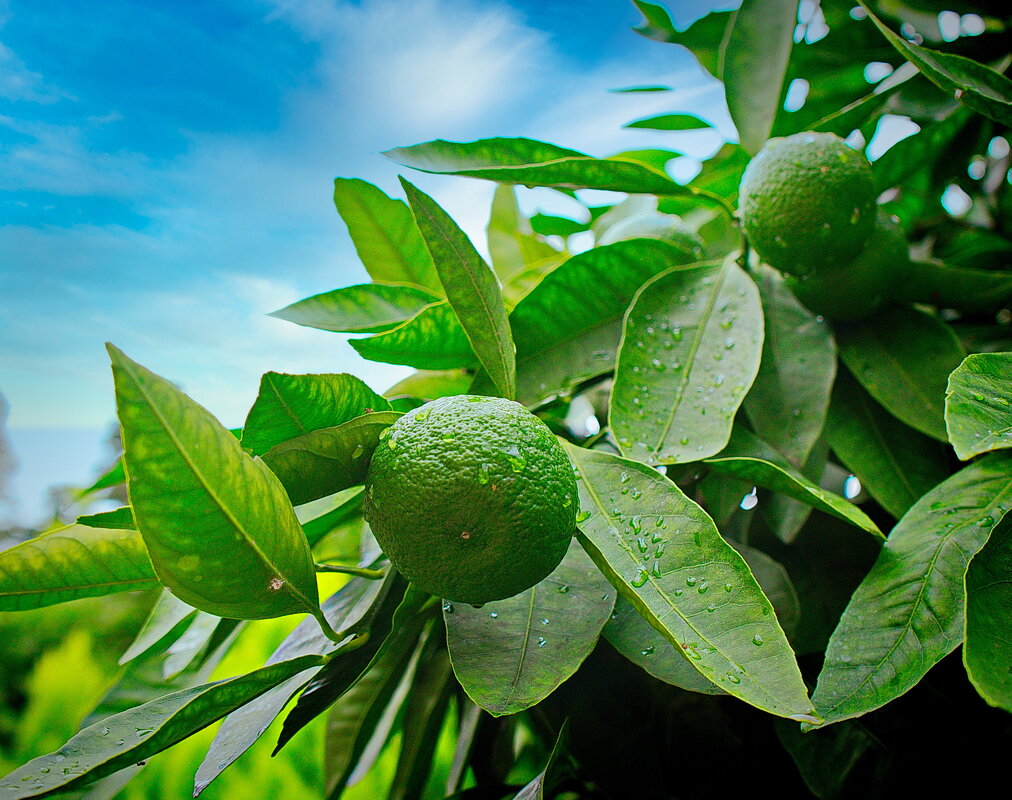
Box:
364;395;577;604
786;210;907;321
739;131;876;275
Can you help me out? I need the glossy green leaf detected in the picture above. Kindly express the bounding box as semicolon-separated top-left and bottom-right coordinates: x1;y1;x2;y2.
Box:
744;266;836;468
858;2;1012;126
322;619;421;798
274;577;420;753
0;655;324;799
0;524;156;611
351;301;475;370
487;185;559;285
631;1;733;78
76;506;135;530
241;372;390;457
386;137;712;199
776;718;885;799
895;261;1012;313
193;574;387;795
686;142;750;200
77;458;125;498
759;440;827;545
389;639;453;800
603;596;724;695
624;113;711;130
811;452;1012;726
565;443;818;722
120;589;196;664
332;178;441;292
261;411;401;506
162;612;221;680
529;213;588;238
826;369;948;519
722;0;797;153
704;427;883;538
499;240;698;404
514;720;569;800
873;110;969;193
269;283;441;334
384;369;473;401
837;306;965;442
732;541;802;637
401;178;516;399
964;516;1012;712
301;487;365;550
444;540;613;717
107;344;322;622
611;258;764;465
945;353;1012;461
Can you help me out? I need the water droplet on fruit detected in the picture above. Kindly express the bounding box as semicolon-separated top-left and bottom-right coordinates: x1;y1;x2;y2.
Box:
477;463;490;484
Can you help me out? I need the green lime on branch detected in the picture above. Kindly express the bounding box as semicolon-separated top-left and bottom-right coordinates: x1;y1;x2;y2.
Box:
786;211;908;321
738;131;876;274
363;395;578;605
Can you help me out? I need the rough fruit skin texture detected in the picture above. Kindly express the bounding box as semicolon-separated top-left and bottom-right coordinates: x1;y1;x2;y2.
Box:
786;211;907;321
739;132;876;275
364;395;577;604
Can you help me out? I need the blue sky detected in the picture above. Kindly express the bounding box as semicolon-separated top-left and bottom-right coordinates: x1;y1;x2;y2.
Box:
1;0;737;523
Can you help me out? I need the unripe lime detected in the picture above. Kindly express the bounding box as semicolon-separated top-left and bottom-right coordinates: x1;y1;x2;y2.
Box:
364;395;577;604
739;132;876;275
785;211;906;321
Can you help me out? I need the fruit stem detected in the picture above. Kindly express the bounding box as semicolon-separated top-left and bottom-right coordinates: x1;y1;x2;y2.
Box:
315;563;387;580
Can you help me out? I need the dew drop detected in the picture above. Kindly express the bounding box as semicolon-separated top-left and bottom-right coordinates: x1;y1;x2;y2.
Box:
641;645;655;656
477;463;490;485
490;611;499;619
536;637;547;648
504;444;526;473
725;672;742;685
697;580;710;594
631;568;649;588
752;634;765;646
443;602;454;614
414;408;430;422
558;584;570;594
351;444;365;459
576;510;591;523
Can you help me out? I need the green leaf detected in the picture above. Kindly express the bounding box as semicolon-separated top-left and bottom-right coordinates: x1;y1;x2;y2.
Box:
388;638;453;800
162;612;222;680
603;596;724;695
896;261;1012;313
611;258;764;464
0;524;157;611
686;142;751;200
76;506;135;529
858;2;1012;126
732;541;801;637
444;540;613;717
274;577;422;753
631;1;733;79
964;516;1012;712
0;655;324;799
529;213;588;238
107;344;322;622
77;458;125;498
119;590;196;664
873;110;969;193
385;137;713;199
269;283;442;334
487;185;560;285
498;240;698;405
385;369;474;401
565;443;818;721
241;372;390;457
332;178;441;292
945;353;1012;461
837;306;965;442
776;718;886;799
193;574;387;795
261;411;401;506
624;113;711;130
301;486;364;549
826;369;948;519
722;0;798;153
610;84;673;93
759;440;827;545
744;266;836;468
322;619;420;798
704;426;884;538
514;720;569;800
400;178;516;399
350;301;477;370
811;452;1012;726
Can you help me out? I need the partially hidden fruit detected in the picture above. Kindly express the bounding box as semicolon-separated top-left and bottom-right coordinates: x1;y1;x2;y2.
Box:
597;212;704;258
364;395;577;604
739;131;876;275
786;211;907;321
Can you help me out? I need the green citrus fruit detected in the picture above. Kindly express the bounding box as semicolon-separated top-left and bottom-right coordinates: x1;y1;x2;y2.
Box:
738;131;876;275
597;212;704;258
785;211;906;321
363;395;577;604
